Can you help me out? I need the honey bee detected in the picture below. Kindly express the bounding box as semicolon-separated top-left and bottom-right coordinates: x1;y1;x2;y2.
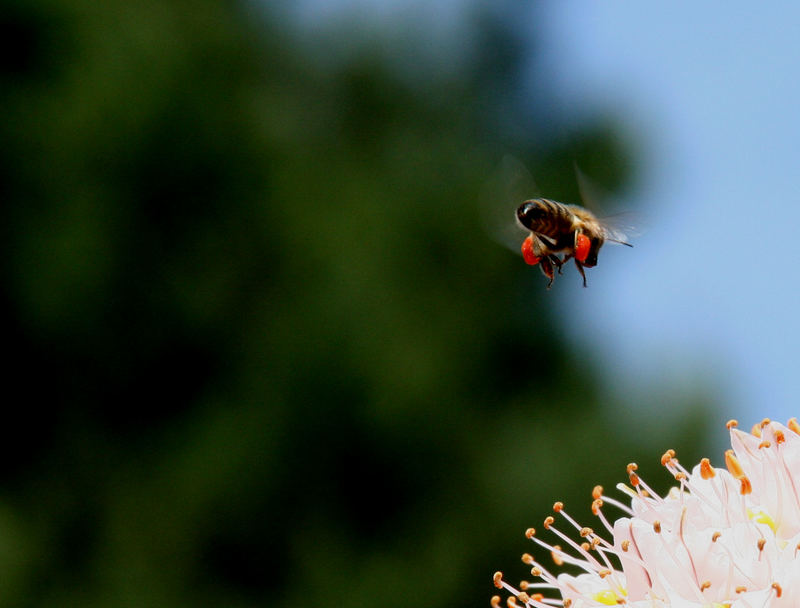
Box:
516;198;633;288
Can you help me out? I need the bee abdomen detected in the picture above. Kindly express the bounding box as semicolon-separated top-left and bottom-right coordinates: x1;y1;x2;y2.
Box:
516;198;574;238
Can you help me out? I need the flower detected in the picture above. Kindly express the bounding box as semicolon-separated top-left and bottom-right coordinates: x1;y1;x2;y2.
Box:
492;418;800;608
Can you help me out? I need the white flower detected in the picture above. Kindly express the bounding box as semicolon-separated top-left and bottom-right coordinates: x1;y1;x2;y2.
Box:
493;418;800;608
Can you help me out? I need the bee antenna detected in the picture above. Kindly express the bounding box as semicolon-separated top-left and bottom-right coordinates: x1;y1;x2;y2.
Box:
609;239;633;247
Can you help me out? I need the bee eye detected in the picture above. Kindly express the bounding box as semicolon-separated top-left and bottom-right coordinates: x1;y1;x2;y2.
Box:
521;235;540;265
575;233;591;263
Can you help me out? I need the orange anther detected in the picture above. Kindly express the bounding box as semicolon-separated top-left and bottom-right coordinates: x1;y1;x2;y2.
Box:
751;423;762;437
775;430;786;444
726;419;739;429
525;528;536;539
758;441;771;449
627;463;638;473
700;458;715;479
592;485;604;499
740;476;752;495
493;572;504;588
725;450;745;478
598;569;611;578
516;592;530;604
580;527;593;538
772;582;783;598
629;472;640;487
521;553;534;565
506;596;517;608
757;538;766;552
788;418;800;435
735;586;747;594
761;418;771;428
653;521;661;533
712;532;721;542
553;502;564;512
543;516;554;529
551;549;563;566
700;581;711;591
530;566;542;576
592;499;603;514
621;540;630;552
491;596;501;608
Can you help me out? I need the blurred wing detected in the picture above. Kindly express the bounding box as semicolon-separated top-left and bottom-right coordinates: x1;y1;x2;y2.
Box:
480;155;539;255
574;163;643;246
598;211;645;246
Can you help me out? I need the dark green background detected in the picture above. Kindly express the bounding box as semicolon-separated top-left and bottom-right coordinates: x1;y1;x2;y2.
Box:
0;1;713;606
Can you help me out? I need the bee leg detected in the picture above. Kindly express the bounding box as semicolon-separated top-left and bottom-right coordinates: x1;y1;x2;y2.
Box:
548;254;565;275
573;259;587;287
540;256;555;289
558;254;573;274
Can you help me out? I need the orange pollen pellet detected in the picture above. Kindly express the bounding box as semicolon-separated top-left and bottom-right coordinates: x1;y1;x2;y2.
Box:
775;430;786;444
759;440;771;449
543;516;555;529
788;418;800;435
653;521;662;533
740;476;752;495
592;499;604;514
525;528;536;539
751;423;762;437
712;532;722;542
592;485;604;499
491;596;501;608
700;458;715;479
725;450;745;478
772;583;783;598
521;553;534;565
757;539;766;552
493;572;504;588
735;586;747;594
553;502;564;512
621;540;630;552
726;419;739;429
700;581;711;591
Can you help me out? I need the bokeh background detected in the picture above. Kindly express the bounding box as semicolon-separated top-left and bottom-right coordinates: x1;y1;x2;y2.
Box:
1;0;792;606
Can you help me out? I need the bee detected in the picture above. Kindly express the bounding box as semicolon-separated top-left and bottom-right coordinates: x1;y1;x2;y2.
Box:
516;198;633;288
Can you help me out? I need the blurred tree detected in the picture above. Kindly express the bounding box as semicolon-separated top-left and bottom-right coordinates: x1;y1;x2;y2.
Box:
0;1;715;607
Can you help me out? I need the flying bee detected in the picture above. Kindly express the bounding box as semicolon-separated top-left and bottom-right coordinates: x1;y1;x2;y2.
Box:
516;198;633;288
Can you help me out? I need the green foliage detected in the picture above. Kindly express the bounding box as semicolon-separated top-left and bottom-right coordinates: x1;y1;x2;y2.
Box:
0;1;715;607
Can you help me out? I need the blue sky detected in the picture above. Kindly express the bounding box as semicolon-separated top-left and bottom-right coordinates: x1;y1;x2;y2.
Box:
287;1;800;430
536;3;800;430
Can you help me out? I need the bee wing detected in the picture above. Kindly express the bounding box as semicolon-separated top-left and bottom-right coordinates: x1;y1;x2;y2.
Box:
598;211;646;246
574;163;642;246
480;155;538;255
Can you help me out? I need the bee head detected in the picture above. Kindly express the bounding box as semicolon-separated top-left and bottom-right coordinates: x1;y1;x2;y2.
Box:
516;200;544;230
